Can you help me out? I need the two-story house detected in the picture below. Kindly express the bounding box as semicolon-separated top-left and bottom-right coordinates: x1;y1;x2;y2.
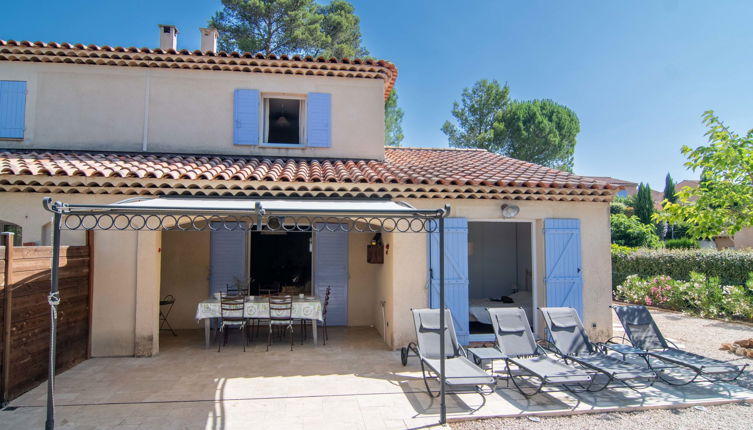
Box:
0;27;616;357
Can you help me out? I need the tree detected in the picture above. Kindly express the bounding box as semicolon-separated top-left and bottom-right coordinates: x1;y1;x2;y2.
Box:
656;111;753;239
385;89;404;147
610;213;662;248
441;80;510;152
210;0;367;57
634;183;654;225
663;173;677;205
441;80;580;171
498;99;579;171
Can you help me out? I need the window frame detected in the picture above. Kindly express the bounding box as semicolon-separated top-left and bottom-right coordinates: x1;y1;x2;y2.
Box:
261;93;307;147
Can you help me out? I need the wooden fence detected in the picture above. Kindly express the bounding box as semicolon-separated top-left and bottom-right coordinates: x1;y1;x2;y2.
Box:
0;238;91;404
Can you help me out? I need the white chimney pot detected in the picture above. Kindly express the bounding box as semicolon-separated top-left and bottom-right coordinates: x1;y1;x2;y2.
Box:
158;25;179;51
200;28;219;53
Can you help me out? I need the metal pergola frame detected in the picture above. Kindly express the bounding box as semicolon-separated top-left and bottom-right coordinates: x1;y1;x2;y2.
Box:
41;196;452;429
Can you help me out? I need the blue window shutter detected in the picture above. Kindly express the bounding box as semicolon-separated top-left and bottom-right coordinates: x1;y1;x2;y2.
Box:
314;224;349;326
544;218;584;318
0;81;27;139
209;226;247;296
306;92;331;147
233;89;259;145
429;218;470;345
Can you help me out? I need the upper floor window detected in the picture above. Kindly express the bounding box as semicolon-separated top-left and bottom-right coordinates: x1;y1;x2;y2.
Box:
234;89;331;148
0;81;27;139
264;97;304;144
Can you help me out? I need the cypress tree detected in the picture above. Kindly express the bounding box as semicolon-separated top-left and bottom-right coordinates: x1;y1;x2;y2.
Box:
663;173;677;204
635;183;655;225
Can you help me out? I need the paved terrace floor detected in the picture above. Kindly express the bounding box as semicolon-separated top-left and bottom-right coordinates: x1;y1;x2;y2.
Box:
2;324;752;430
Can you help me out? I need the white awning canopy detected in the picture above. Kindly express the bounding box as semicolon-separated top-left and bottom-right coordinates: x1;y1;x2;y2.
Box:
107;197;430;216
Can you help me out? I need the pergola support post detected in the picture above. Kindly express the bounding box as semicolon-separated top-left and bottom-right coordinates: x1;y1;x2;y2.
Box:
438;216;446;425
46;211;61;430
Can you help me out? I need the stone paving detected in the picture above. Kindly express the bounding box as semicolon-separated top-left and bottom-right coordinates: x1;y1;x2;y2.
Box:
1;325;752;430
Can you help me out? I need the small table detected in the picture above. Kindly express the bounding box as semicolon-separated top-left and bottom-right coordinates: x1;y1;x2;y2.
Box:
196;296;324;348
467;347;505;374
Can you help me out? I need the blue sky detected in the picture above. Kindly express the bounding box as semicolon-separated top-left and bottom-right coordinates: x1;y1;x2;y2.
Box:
2;0;752;189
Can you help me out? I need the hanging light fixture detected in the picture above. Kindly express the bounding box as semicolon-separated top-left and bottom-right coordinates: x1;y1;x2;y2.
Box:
274;103;290;128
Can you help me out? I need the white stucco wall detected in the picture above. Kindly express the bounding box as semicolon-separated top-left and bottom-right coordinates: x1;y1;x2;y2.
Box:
0;62;386;160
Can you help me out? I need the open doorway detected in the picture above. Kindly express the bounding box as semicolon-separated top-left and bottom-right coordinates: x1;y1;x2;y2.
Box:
468;221;533;340
250;231;312;295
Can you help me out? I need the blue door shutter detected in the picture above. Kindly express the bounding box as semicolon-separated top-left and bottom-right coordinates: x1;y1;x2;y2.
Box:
233;89;260;145
429;218;470;345
209;227;247;296
314;225;348;325
544;218;584;318
0;81;27;139
306;92;331;147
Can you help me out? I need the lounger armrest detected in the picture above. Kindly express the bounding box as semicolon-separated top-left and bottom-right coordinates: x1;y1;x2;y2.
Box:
537;338;563;358
665;338;680;349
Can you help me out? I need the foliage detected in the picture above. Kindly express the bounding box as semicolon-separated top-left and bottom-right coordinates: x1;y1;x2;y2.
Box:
615;273;753;320
384;89;404;147
498;100;579;171
664;237;699;249
210;0;367;57
610;213;662;248
634;183;655;225
612;247;753;287
610;201;629;215
441;80;580;171
611;243;637;254
441;80;510;152
656;111;753;239
663;173;677;205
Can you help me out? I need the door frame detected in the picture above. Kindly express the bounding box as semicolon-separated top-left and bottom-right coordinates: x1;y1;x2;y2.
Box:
465;218;539;342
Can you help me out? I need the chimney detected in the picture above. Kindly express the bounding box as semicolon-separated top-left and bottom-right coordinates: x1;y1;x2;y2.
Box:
200;28;219;53
158;25;178;51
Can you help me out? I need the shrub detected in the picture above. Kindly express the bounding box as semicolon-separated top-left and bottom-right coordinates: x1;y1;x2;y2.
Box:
610;201;629;215
665;237;699;249
612;248;753;287
614;273;753;320
611;213;662;248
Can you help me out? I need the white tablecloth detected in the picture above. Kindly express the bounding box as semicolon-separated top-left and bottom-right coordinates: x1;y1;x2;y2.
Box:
196;297;323;321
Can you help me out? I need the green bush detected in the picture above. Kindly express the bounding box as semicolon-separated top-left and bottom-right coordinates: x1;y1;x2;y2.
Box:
610;213;662;248
610;201;629;215
614;273;753;320
612;248;753;287
665;238;699;249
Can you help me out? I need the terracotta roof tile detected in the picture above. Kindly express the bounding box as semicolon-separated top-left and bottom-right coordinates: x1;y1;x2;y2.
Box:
0;148;614;191
0;40;397;100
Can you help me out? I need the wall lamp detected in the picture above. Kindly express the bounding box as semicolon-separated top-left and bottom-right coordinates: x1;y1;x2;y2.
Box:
500;204;520;218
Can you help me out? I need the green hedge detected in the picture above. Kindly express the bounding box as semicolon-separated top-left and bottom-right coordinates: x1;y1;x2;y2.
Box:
612;248;753;287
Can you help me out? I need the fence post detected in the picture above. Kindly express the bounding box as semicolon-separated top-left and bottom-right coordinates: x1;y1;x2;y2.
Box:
1;232;14;406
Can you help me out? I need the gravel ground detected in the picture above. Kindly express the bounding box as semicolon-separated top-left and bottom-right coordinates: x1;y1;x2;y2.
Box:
452;306;753;430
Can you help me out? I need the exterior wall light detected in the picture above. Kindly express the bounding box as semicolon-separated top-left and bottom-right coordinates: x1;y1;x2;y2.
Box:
500;204;520;218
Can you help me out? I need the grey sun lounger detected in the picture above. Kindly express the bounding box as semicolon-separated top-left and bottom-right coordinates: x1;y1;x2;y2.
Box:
400;308;496;397
487;307;592;397
540;307;657;390
613;305;748;385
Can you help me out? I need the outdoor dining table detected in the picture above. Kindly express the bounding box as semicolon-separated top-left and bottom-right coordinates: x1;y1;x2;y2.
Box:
195;296;324;348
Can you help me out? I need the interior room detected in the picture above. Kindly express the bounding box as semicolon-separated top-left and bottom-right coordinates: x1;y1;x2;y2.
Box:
467;222;533;337
250;231;312;295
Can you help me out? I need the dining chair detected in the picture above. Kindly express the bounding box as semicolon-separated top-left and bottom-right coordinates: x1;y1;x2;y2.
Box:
268;296;294;351
321;286;331;345
217;294;248;352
